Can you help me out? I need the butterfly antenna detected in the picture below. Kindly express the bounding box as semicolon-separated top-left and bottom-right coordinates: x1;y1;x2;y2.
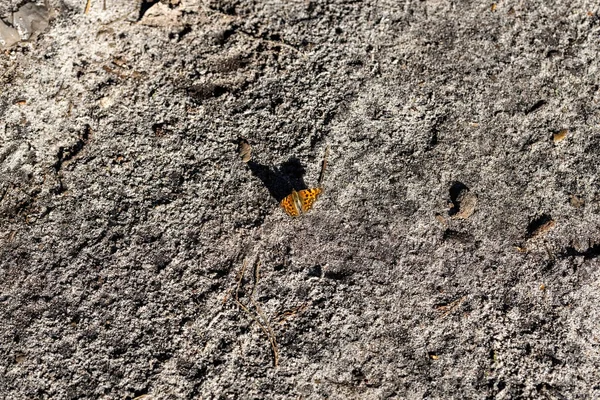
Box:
318;145;330;187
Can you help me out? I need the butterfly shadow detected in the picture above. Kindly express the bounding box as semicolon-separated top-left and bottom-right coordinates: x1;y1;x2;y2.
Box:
246;158;309;203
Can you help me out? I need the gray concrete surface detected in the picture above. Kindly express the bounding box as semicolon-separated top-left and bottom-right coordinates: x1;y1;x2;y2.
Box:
1;0;600;398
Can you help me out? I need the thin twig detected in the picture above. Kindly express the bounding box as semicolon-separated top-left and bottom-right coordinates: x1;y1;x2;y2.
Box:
237;31;307;58
234;260;279;367
84;0;92;14
251;296;279;367
0;64;17;81
221;288;232;305
249;260;260;299
318;145;330;186
234;260;248;302
277;302;309;325
436;296;466;318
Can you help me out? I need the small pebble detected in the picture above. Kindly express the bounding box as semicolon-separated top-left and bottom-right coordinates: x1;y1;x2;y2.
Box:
569;195;584;208
553;129;568;143
452;189;477;219
238;139;252;163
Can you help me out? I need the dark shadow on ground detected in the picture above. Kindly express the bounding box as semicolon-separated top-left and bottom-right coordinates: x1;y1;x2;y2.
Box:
246;158;308;203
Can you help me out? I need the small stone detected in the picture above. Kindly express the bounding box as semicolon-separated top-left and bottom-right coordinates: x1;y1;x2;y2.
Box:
569;194;584;208
435;213;448;227
451;189;477;219
139;2;182;27
12;3;50;41
15;353;26;363
553;129;568;143
238;139;252;163
527;217;555;240
99;96;114;109
0;20;20;48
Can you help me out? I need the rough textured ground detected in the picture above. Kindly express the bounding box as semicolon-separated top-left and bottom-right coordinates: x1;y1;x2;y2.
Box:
1;0;600;399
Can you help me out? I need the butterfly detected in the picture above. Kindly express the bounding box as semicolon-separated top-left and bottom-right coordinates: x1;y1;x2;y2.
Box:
280;187;323;217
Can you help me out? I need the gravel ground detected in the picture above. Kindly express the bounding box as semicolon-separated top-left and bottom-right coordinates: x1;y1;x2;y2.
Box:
1;0;600;399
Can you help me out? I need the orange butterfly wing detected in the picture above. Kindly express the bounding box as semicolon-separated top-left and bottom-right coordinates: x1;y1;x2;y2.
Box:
297;188;322;213
280;192;300;217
